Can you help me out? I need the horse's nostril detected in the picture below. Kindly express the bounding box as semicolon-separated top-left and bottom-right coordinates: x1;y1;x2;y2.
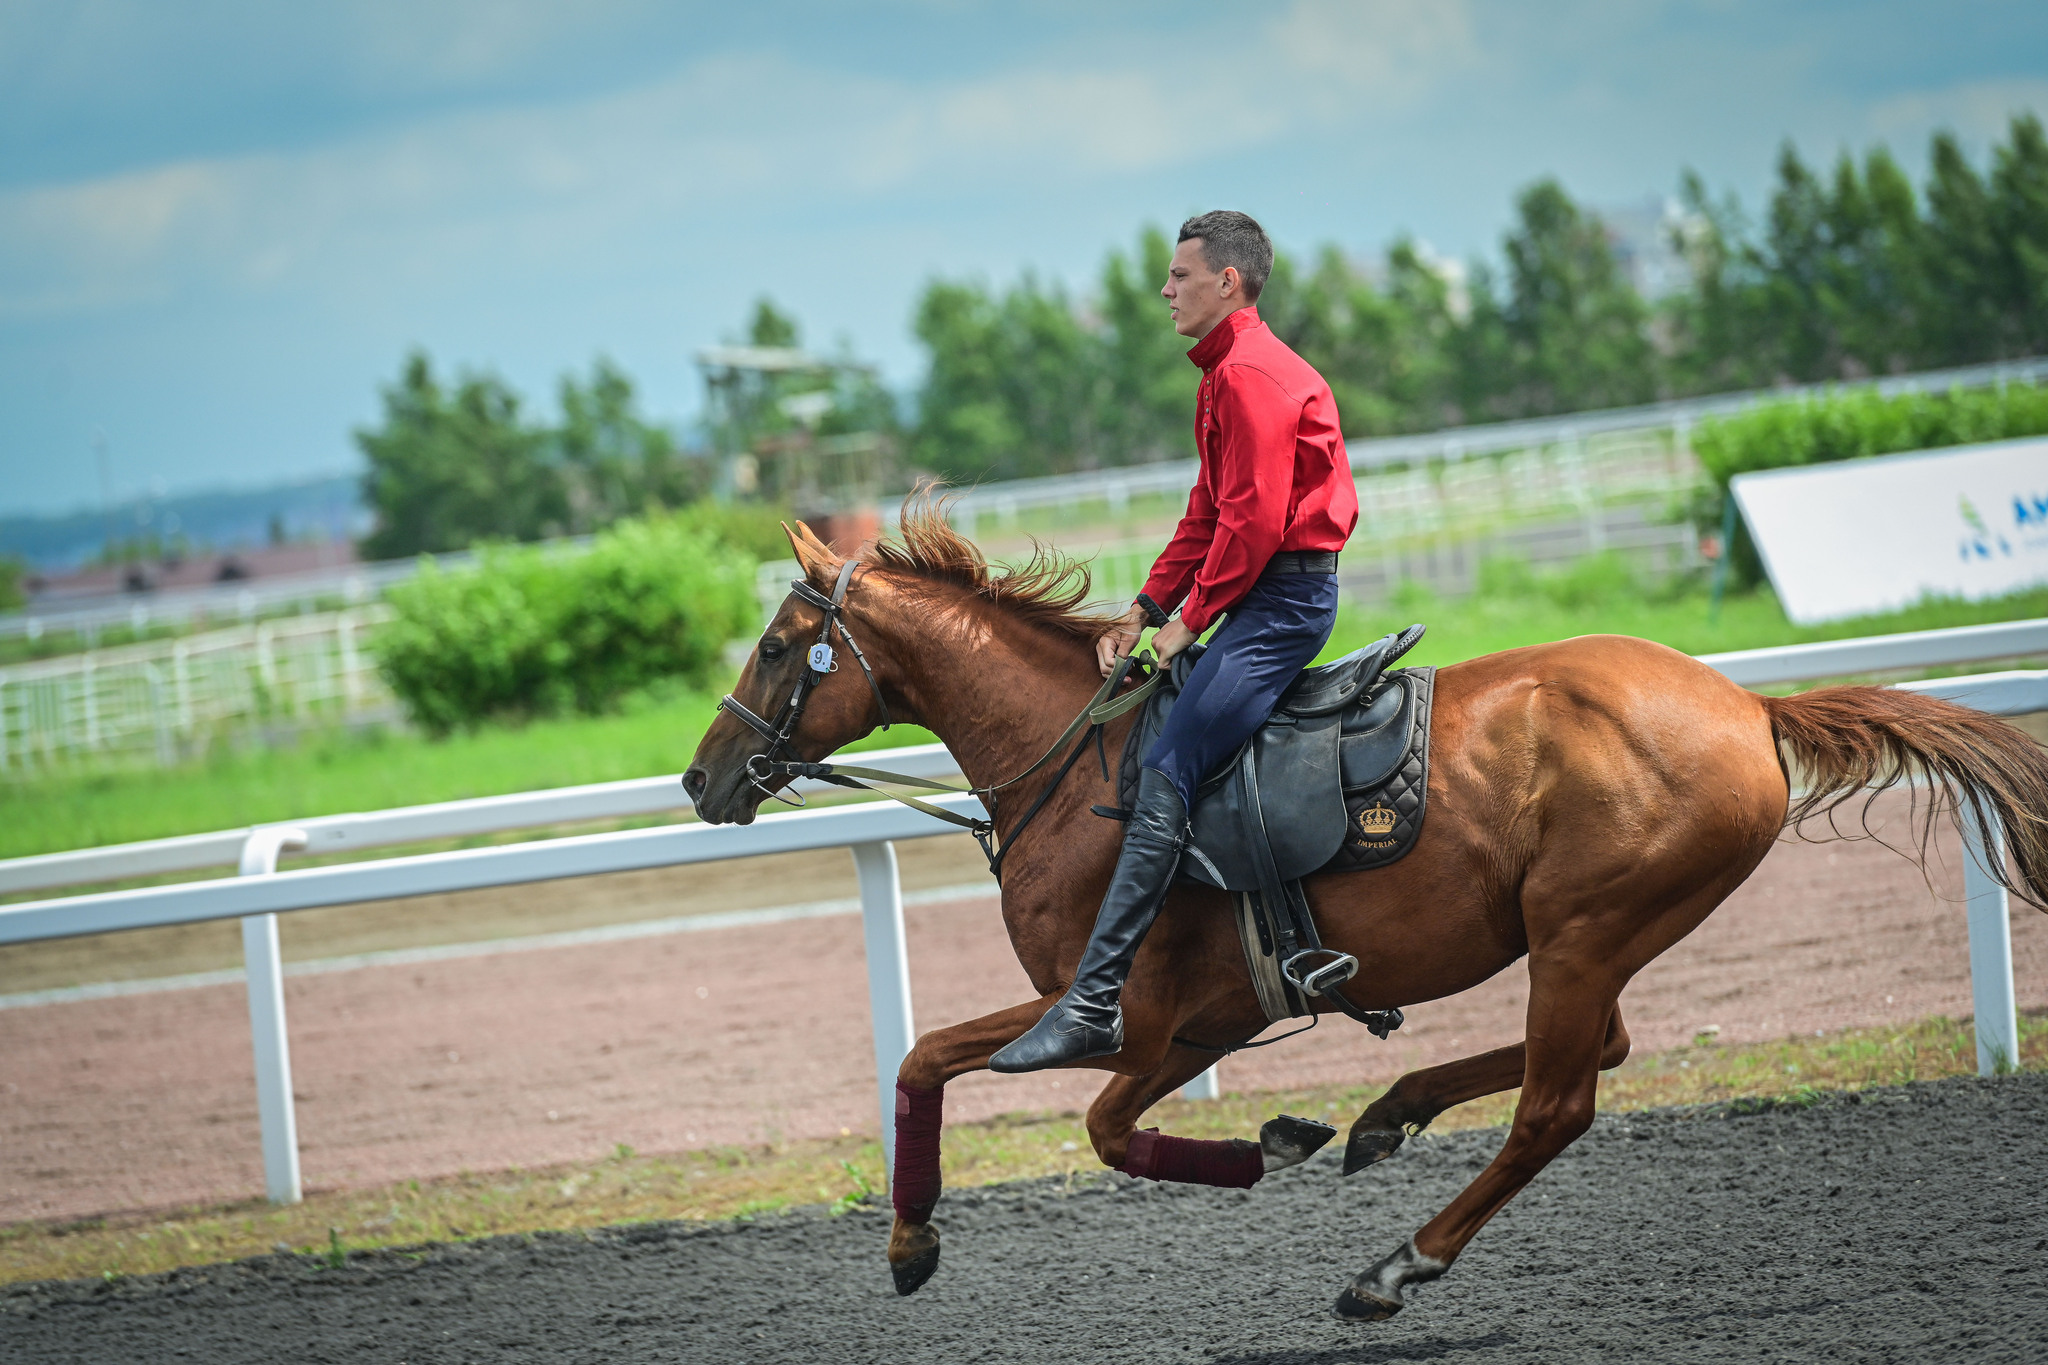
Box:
682;767;707;801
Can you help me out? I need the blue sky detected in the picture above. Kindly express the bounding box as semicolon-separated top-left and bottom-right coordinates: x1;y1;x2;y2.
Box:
2;0;2044;515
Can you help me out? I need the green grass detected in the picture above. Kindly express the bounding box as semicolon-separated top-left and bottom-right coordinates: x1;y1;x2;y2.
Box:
0;682;935;862
4;559;2043;861
1334;557;2048;676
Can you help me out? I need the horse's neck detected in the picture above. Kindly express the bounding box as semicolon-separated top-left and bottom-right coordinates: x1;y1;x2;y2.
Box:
860;585;1119;991
873;598;1103;802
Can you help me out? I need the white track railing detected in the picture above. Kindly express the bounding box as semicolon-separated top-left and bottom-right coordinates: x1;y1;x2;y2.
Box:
0;743;965;897
1698;618;2048;685
0;607;395;772
1;782;982;1203
941;432;1700;545
2;623;2043;1204
936;355;2048;531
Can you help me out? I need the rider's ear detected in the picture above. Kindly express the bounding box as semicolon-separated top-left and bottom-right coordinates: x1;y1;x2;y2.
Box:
783;520;844;588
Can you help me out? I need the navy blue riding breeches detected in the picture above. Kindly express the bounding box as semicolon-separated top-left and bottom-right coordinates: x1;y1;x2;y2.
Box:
1144;569;1340;810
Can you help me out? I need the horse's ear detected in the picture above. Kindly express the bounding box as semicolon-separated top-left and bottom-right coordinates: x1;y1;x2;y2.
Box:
782;520;842;587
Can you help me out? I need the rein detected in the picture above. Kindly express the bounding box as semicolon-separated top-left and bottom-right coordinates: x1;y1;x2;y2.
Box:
716;559;1163;881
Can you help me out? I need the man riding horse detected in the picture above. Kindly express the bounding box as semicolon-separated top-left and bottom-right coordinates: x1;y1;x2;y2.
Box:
688;206;2048;1311
991;210;1359;1073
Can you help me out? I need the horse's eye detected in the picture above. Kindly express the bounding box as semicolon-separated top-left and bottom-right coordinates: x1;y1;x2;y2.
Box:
758;637;787;663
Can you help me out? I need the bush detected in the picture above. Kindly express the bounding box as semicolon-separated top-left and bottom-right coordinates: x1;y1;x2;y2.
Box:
1693;381;2048;585
664;499;793;563
373;515;757;733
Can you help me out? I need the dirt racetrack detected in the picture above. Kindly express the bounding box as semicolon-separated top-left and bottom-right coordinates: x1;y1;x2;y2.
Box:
5;1073;2044;1365
4;789;2048;1223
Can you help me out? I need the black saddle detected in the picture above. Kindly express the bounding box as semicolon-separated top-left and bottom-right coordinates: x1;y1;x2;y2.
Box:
1118;624;1432;890
1113;625;1435;1039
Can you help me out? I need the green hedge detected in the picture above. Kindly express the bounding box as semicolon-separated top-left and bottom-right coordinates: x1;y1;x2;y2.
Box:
373;514;757;734
1694;381;2048;585
662;498;793;564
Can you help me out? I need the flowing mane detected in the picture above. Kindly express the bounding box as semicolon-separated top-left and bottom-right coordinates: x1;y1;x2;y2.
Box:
865;490;1106;644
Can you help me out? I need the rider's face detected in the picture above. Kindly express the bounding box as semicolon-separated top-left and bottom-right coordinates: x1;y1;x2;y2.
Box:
1162;238;1245;340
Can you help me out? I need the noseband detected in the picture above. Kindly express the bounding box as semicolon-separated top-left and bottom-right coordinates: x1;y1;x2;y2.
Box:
718;557;892;805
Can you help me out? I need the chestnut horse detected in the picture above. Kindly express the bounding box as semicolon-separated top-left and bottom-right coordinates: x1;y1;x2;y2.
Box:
682;508;2048;1322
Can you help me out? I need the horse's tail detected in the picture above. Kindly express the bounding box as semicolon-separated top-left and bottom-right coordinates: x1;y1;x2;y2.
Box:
1761;686;2048;909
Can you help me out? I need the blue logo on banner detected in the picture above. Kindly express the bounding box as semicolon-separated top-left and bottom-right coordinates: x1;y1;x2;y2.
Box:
1958;495;2011;561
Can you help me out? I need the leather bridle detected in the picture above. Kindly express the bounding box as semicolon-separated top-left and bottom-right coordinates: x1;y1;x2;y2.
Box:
714;557;1161;880
717;557;891;801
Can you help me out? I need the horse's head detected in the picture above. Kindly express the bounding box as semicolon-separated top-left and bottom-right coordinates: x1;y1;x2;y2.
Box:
683;521;895;825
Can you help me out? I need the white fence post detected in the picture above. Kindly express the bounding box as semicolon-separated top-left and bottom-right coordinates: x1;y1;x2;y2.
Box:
850;840;916;1171
1959;805;2019;1076
239;827;307;1203
1181;1066;1220;1101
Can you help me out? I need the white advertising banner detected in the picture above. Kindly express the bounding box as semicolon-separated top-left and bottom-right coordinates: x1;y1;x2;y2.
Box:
1732;436;2048;625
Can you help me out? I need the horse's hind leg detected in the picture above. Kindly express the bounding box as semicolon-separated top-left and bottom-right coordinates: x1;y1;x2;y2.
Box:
1342;1005;1631;1174
1086;1046;1338;1183
1336;954;1620;1322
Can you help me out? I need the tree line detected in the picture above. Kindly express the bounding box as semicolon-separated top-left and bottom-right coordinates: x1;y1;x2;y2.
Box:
357;352;704;559
914;113;2047;484
358;301;891;557
358;114;2046;553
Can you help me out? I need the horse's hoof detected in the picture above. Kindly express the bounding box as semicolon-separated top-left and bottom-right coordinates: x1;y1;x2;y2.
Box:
891;1242;941;1297
1260;1114;1338;1172
1336;1236;1446;1321
1333;1284;1402;1322
1341;1124;1404;1175
888;1222;942;1297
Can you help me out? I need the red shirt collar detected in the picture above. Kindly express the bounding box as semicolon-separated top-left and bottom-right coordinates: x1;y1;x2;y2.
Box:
1186;305;1262;371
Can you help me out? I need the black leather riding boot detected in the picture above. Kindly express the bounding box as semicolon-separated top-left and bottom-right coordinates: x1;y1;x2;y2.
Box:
989;767;1188;1074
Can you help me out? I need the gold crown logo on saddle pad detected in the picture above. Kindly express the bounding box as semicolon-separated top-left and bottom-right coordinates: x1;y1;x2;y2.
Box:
1358;804;1397;838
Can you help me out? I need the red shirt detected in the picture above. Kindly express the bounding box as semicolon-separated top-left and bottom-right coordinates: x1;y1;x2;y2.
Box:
1140;307;1356;635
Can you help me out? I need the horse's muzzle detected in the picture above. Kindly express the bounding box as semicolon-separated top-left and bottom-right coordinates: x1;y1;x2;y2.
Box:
681;763;759;826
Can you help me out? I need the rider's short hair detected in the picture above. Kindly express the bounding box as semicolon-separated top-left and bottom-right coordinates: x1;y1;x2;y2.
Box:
1178;210;1273;300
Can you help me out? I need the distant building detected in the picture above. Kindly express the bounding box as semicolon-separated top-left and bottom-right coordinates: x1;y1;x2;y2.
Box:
1599;196;1703;301
0;473;369;572
24;540;363;604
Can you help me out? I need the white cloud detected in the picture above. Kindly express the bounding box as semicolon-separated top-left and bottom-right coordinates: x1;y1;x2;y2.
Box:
1266;0;1477;98
0;159;236;315
335;0;655;89
0;1;1489;320
1863;76;2048;155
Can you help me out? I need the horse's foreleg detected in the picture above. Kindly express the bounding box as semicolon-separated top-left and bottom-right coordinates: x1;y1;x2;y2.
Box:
1085;1044;1253;1183
1083;1046;1337;1186
887;994;1058;1296
1342;1005;1631;1174
1336;957;1619;1323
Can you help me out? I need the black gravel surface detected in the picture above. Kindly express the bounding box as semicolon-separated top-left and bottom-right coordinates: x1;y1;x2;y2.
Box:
6;1074;2045;1364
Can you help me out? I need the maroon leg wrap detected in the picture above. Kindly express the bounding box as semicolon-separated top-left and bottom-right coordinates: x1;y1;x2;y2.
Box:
1118;1128;1264;1189
891;1082;945;1224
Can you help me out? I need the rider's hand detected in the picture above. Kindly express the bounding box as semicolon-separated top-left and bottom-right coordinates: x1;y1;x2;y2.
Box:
1096;607;1146;677
1152;618;1197;665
